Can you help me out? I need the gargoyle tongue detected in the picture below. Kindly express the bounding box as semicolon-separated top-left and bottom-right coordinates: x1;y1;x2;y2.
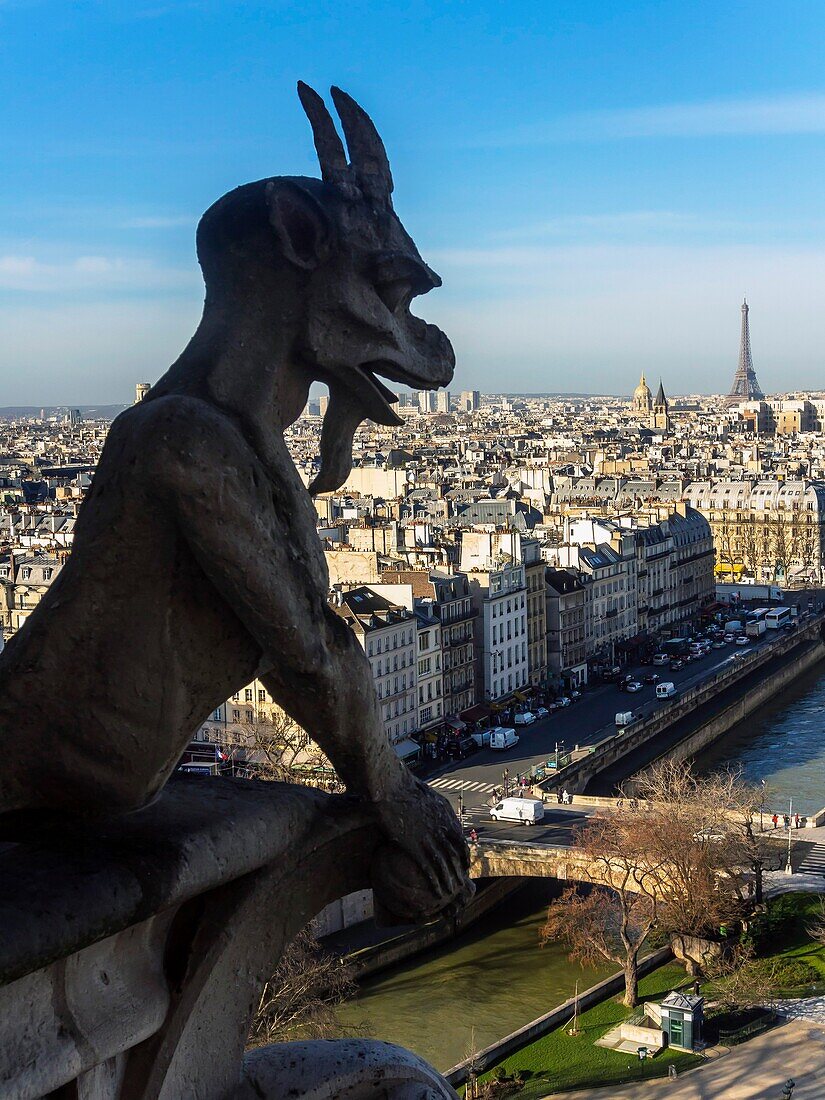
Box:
309;370;404;495
308;384;371;495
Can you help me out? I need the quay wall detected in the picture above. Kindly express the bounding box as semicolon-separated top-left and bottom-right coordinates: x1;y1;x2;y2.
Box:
629;639;825;783
333;877;524;979
543;619;825;797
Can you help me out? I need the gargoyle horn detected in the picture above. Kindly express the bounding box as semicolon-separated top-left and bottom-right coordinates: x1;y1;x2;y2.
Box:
330;85;394;205
297;81;351;190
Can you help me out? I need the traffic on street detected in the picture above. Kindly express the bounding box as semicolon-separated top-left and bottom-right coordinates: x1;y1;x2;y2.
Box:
425;618;801;843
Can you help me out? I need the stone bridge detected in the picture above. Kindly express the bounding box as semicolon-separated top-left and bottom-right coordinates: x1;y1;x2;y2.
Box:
469;837;650;893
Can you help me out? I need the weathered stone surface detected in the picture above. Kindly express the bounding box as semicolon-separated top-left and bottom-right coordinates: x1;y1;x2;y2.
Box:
238;1040;460;1098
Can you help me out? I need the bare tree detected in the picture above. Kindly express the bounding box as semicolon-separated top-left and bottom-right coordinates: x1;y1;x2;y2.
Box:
708;944;783;1012
230;706;342;790
248;927;369;1047
541;885;655;1008
632;762;782;910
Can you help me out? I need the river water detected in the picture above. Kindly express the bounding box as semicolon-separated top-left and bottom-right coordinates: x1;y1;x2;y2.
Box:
339;662;825;1072
336;880;613;1073
697;662;825;815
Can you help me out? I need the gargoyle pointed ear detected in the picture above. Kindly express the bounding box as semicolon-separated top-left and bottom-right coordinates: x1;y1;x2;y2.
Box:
297;81;351;190
330;85;394;205
266;180;330;270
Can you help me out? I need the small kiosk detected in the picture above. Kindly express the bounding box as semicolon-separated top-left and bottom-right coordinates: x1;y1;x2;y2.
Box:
659;990;704;1050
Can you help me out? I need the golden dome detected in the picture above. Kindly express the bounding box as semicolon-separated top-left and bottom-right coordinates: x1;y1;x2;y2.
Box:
634;373;652;401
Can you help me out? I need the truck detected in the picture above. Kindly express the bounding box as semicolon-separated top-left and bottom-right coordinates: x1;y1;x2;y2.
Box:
615;711;638;728
716;583;783;603
745;619;767;639
724;619;744;636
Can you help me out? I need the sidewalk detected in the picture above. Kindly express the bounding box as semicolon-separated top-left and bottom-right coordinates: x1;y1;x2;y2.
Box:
540;1017;825;1099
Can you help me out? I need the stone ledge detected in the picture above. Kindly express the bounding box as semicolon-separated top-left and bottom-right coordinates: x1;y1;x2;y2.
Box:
0;774;376;984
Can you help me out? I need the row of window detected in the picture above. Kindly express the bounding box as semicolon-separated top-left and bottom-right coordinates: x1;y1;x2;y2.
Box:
366;630;414;656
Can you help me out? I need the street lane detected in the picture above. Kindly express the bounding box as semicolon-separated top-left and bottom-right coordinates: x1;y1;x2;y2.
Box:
427;631;784;817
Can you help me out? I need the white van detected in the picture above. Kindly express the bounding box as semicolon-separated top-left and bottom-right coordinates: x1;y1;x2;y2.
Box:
489;797;544;825
652;653;669;666
656;681;677;699
615;711;637;727
489;727;519;751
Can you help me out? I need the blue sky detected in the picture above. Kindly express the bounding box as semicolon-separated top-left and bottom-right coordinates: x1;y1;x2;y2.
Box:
2;0;825;402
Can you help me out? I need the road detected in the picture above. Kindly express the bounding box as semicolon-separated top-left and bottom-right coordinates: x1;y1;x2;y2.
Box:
427;628;790;842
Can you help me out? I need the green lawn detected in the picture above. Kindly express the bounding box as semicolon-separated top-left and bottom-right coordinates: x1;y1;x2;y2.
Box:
466;964;701;1098
467;894;825;1098
763;893;825;980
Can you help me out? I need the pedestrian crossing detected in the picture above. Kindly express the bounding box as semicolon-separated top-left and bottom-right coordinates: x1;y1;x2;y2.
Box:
796;843;825;877
429;776;499;794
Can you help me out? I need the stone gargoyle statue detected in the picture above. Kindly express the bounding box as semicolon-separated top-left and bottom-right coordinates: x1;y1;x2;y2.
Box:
0;82;472;926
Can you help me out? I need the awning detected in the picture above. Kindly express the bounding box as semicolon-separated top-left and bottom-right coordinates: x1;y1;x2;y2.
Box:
460;703;491;723
446;717;467;732
514;690;528;703
394;738;421;761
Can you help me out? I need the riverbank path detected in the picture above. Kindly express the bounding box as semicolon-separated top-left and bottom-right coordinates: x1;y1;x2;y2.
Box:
540;1017;825;1099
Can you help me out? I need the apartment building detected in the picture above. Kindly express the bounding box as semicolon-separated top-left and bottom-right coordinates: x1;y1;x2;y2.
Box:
459;534;528;701
545;567;588;688
381;569;476;718
684;479;825;585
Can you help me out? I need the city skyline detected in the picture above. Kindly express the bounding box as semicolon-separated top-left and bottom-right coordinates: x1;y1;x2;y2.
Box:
4;3;825;401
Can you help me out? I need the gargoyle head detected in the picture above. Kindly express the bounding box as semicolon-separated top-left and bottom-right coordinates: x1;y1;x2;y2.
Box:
193;83;454;494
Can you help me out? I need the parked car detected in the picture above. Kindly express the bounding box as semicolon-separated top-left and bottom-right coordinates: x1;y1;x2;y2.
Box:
570;689;582;699
652;654;670;666
556;696;571;708
534;706;549;719
514;711;536;726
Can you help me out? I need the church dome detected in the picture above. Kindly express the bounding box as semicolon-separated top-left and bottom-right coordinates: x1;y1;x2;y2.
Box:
633;373;652;412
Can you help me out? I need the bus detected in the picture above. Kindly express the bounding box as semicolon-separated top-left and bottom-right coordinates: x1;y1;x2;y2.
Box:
765;607;793;630
748;607;771;623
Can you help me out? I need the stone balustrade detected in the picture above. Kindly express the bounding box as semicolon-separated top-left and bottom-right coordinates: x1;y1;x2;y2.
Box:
0;774;457;1099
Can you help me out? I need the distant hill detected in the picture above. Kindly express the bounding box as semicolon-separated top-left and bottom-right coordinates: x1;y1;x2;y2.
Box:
0;405;128;420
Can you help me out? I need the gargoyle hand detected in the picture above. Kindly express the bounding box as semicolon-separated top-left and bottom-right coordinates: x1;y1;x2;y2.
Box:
370;777;475;925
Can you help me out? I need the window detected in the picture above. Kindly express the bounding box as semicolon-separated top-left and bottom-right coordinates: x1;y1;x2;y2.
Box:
232;709;240;723
258;689;266;703
244;689;253;703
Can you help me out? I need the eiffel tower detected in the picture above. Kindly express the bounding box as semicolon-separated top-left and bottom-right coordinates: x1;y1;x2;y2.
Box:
725;299;764;405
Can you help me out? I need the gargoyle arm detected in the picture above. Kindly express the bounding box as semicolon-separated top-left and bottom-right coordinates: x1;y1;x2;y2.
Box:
155;397;414;802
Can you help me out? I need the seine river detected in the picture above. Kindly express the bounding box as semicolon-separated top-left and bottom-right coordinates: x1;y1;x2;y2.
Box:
336;880;614;1073
338;661;825;1071
697;661;825;815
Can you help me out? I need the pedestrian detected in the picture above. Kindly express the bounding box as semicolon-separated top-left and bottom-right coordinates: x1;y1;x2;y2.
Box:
469;827;478;843
557;791;563;804
772;813;779;829
784;814;790;829
795;813;800;829
562;788;570;805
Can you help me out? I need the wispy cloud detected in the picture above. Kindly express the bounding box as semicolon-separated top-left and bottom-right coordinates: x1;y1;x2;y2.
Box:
119;215;195;229
0;253;198;293
476;93;825;147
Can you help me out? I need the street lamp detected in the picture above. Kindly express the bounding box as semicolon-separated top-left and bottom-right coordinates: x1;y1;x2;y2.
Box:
555;740;565;771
